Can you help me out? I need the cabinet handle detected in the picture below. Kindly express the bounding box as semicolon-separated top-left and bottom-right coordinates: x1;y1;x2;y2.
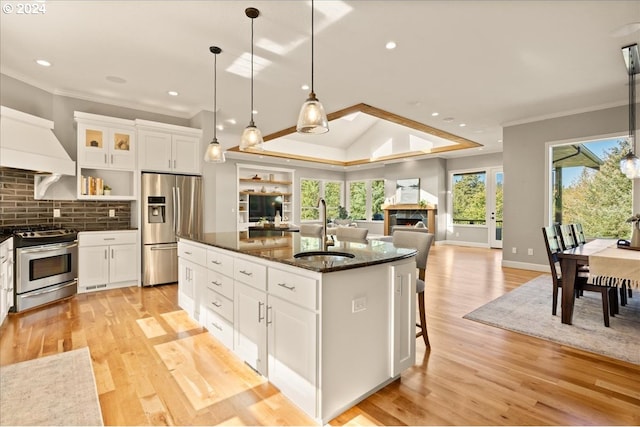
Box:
239;270;253;277
258;301;265;322
210;321;223;331
210;280;222;287
277;282;295;291
184;251;192;255
212;301;222;308
111;249;114;259
210;260;222;265
174;159;176;169
104;249;108;259
103;238;116;241
104;154;107;163
266;305;272;325
168;159;171;169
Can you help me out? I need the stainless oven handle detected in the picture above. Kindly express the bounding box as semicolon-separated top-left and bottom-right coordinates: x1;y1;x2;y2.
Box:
21;279;77;298
16;241;78;254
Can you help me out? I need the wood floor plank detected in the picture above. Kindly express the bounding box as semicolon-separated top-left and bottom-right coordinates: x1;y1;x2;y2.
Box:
1;246;639;425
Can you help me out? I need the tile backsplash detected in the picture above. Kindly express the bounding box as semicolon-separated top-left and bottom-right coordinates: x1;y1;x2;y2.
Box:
1;168;132;230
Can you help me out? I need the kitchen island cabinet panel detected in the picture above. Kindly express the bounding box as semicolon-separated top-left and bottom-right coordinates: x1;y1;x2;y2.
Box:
178;234;416;424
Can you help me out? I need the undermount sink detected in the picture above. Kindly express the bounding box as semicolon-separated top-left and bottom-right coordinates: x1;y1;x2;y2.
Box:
293;251;355;262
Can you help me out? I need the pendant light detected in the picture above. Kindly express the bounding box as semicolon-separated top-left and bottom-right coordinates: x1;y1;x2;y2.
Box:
620;43;640;179
296;0;329;134
204;46;225;163
239;7;264;151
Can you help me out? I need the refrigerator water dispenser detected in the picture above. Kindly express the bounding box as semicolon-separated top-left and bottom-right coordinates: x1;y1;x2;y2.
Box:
147;196;166;223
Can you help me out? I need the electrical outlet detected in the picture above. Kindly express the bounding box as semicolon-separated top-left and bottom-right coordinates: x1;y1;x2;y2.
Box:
108;209;116;217
527;248;534;255
512;247;517;254
53;208;60;218
352;297;367;313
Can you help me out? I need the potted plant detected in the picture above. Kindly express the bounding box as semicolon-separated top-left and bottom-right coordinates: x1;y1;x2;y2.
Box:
334;206;352;226
256;217;268;227
103;185;112;196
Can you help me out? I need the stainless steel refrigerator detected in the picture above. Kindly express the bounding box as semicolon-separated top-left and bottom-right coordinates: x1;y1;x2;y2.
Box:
142;172;203;286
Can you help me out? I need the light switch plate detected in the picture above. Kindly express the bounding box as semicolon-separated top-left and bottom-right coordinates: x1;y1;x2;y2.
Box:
53;208;61;218
109;209;116;217
352;296;367;313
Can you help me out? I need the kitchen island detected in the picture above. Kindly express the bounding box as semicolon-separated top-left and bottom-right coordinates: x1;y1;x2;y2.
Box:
177;232;417;424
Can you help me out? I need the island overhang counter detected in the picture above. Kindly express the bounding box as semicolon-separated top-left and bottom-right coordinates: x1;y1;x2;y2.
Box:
176;231;417;424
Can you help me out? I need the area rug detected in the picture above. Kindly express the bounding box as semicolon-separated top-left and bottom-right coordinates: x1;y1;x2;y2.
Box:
464;275;640;365
0;347;103;426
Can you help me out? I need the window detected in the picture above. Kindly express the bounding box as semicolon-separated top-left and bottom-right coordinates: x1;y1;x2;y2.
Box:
300;179;320;220
549;138;632;239
300;178;344;221
347;179;385;221
452;171;486;225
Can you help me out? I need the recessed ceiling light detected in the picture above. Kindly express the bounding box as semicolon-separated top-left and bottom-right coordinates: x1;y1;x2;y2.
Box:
35;59;51;67
226;118;237;125
252;109;258;115
168;91;179;96
459;123;466;127
216;124;224;131
431;112;439;117
106;75;126;84
443;117;454;123
301;84;309;91
385;41;397;50
498;139;503;143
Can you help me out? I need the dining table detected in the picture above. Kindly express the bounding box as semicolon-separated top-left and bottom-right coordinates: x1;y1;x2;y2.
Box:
557;239;640;325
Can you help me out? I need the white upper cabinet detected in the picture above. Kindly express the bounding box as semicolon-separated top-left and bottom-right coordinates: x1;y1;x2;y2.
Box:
136;119;202;175
75;112;136;170
75;112;137;200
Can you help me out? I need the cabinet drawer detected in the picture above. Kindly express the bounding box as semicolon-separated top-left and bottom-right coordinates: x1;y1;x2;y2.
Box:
207;248;234;277
206;269;233;300
178;241;207;266
79;230;136;246
268;268;317;310
204;287;233;322
206;308;233;350
234;258;266;291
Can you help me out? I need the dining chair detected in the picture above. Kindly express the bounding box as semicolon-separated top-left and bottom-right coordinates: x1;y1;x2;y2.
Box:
557;224;579;250
391;230;435;347
299;223;323;237
571;223;587;245
335;226;368;241
541;226;614;326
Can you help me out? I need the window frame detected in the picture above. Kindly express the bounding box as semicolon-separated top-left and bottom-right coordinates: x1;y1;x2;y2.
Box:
448;168;489;228
346;178;386;222
299;178;344;222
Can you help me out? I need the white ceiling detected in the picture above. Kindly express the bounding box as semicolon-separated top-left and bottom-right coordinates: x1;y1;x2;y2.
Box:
1;1;639;165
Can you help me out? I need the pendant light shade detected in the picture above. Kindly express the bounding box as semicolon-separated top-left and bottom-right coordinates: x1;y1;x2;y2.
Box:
239;7;263;151
204;46;225;163
296;0;329;134
620;43;640;179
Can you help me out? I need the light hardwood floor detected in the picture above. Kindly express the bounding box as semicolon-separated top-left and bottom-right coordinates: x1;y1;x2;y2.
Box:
1;245;639;425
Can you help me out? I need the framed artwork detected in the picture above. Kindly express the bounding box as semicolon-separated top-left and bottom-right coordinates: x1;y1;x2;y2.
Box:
396;178;420;204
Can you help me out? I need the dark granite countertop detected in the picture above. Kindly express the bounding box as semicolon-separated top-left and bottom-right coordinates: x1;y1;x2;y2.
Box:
178;231;416;273
0;233;12;244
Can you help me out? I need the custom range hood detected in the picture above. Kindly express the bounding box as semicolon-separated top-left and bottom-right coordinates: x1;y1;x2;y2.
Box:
0;106;75;176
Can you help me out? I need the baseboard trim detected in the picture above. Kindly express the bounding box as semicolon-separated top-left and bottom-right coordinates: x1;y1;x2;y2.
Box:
502;260;549;272
439;240;489;248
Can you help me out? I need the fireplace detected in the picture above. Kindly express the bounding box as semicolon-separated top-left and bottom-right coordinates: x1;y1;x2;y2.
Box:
382;204;437;235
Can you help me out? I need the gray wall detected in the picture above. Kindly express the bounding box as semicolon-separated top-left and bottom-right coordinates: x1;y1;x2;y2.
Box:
503;104;638;269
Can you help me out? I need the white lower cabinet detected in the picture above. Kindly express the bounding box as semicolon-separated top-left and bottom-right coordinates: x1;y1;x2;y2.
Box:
178;238;415;424
267;294;317;417
390;261;416;376
1;237;14;328
78;231;138;293
234;281;267;373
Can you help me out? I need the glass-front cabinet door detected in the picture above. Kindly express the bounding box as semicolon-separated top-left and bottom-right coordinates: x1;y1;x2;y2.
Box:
77;123;135;170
